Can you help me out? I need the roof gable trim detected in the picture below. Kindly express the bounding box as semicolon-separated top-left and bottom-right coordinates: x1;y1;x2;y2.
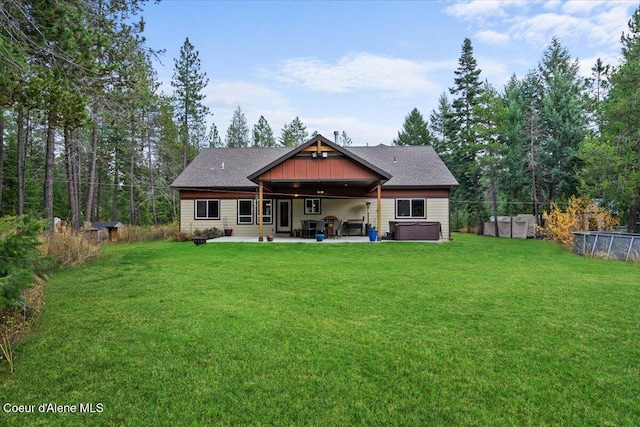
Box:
247;135;392;182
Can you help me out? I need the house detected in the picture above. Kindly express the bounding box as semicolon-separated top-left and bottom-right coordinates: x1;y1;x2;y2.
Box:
170;135;458;241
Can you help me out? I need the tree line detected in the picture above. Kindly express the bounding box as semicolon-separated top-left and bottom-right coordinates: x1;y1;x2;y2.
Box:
1;2;639;232
394;10;640;233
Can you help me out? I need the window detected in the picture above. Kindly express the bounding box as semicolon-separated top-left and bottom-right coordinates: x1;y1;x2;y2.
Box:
195;199;220;219
261;199;273;224
238;199;254;224
396;198;426;218
304;198;321;215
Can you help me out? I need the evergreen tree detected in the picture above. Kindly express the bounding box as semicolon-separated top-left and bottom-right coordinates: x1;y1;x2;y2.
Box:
499;75;535;215
226;106;250;147
252;115;276;147
474;81;506;235
279;116;308;147
393;108;431;146
429;92;455;158
580;6;640;231
448;38;485;232
584;58;610;133
207;122;223;148
537;37;586;203
339;131;353;147
171;37;209;169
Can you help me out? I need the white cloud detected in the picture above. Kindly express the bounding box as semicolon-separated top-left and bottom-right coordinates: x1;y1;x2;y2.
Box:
204;80;288;110
445;0;507;20
543;1;561;11
561;0;608;15
476;30;510;45
590;5;635;46
273;53;446;96
444;0;529;22
510;13;585;45
197;80;294;136
477;57;512;88
447;1;635;54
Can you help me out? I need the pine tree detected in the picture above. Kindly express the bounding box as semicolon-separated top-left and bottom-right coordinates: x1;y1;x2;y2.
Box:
252;115;276;147
340;131;353;147
207;122;223;148
448;38;484;233
429;92;455;158
393;108;431;146
226;106;250;147
171;37;209;169
279;116;308;147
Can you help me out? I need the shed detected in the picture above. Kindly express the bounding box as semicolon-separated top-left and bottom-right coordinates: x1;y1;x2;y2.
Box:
91;221;125;241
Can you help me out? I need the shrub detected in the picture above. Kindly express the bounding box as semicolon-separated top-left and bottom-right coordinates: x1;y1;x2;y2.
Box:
41;231;101;268
172;229;194;242
0;216;49;310
0;276;46;373
117;223;180;243
198;228;225;239
540;196;618;249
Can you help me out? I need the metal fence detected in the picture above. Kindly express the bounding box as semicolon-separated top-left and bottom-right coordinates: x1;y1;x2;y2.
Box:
573;232;640;262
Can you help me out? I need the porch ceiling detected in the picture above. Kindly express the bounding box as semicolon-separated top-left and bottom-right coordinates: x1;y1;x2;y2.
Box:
263;179;378;197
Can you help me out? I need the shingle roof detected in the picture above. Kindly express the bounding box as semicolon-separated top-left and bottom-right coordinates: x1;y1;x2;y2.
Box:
170;144;458;189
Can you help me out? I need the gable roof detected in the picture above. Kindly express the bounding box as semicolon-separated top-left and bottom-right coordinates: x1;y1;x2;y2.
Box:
170;138;458;190
247;135;392;182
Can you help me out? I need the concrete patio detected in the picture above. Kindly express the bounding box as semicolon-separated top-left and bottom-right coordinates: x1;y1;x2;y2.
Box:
206;235;382;243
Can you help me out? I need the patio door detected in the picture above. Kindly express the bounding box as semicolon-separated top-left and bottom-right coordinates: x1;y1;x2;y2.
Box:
276;200;292;234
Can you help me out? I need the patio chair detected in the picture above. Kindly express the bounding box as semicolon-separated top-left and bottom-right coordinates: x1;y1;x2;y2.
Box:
334;219;342;238
301;220;311;238
326;219;341;238
311;220;323;236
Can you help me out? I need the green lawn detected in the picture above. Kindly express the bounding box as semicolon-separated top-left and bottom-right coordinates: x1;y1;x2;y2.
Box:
2;234;639;426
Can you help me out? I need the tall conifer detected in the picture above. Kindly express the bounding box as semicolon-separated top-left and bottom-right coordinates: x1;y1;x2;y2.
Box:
171;37;209;169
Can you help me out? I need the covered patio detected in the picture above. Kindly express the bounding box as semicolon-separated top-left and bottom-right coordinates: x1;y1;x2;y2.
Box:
248;136;391;242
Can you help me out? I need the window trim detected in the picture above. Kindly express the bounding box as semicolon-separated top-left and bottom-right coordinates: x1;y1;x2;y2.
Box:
304;198;321;215
261;199;273;225
194;199;220;220
237;199;254;224
395;198;426;219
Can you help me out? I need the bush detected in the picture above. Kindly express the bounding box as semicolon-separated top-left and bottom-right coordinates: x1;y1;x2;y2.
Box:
117;223;180;243
0;216;50;310
41;231;101;268
197;228;225;239
539;196;618;249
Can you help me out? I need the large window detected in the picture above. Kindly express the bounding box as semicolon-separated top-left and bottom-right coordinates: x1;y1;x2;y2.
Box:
396;198;426;218
238;199;254;224
195;199;220;219
304;198;321;215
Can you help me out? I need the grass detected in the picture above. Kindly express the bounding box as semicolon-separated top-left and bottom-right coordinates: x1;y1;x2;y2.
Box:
1;234;639;426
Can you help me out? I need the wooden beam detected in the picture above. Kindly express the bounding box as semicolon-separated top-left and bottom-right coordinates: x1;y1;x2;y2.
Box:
258;181;264;241
377;181;382;241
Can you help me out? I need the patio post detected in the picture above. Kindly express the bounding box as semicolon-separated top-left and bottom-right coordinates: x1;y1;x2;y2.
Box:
258;180;264;241
377;180;382;240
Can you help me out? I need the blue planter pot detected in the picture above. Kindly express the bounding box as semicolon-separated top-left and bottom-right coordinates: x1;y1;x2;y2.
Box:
316;234;325;242
368;230;378;241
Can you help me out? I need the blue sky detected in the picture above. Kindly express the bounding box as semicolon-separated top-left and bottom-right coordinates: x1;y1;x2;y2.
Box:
139;0;637;146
